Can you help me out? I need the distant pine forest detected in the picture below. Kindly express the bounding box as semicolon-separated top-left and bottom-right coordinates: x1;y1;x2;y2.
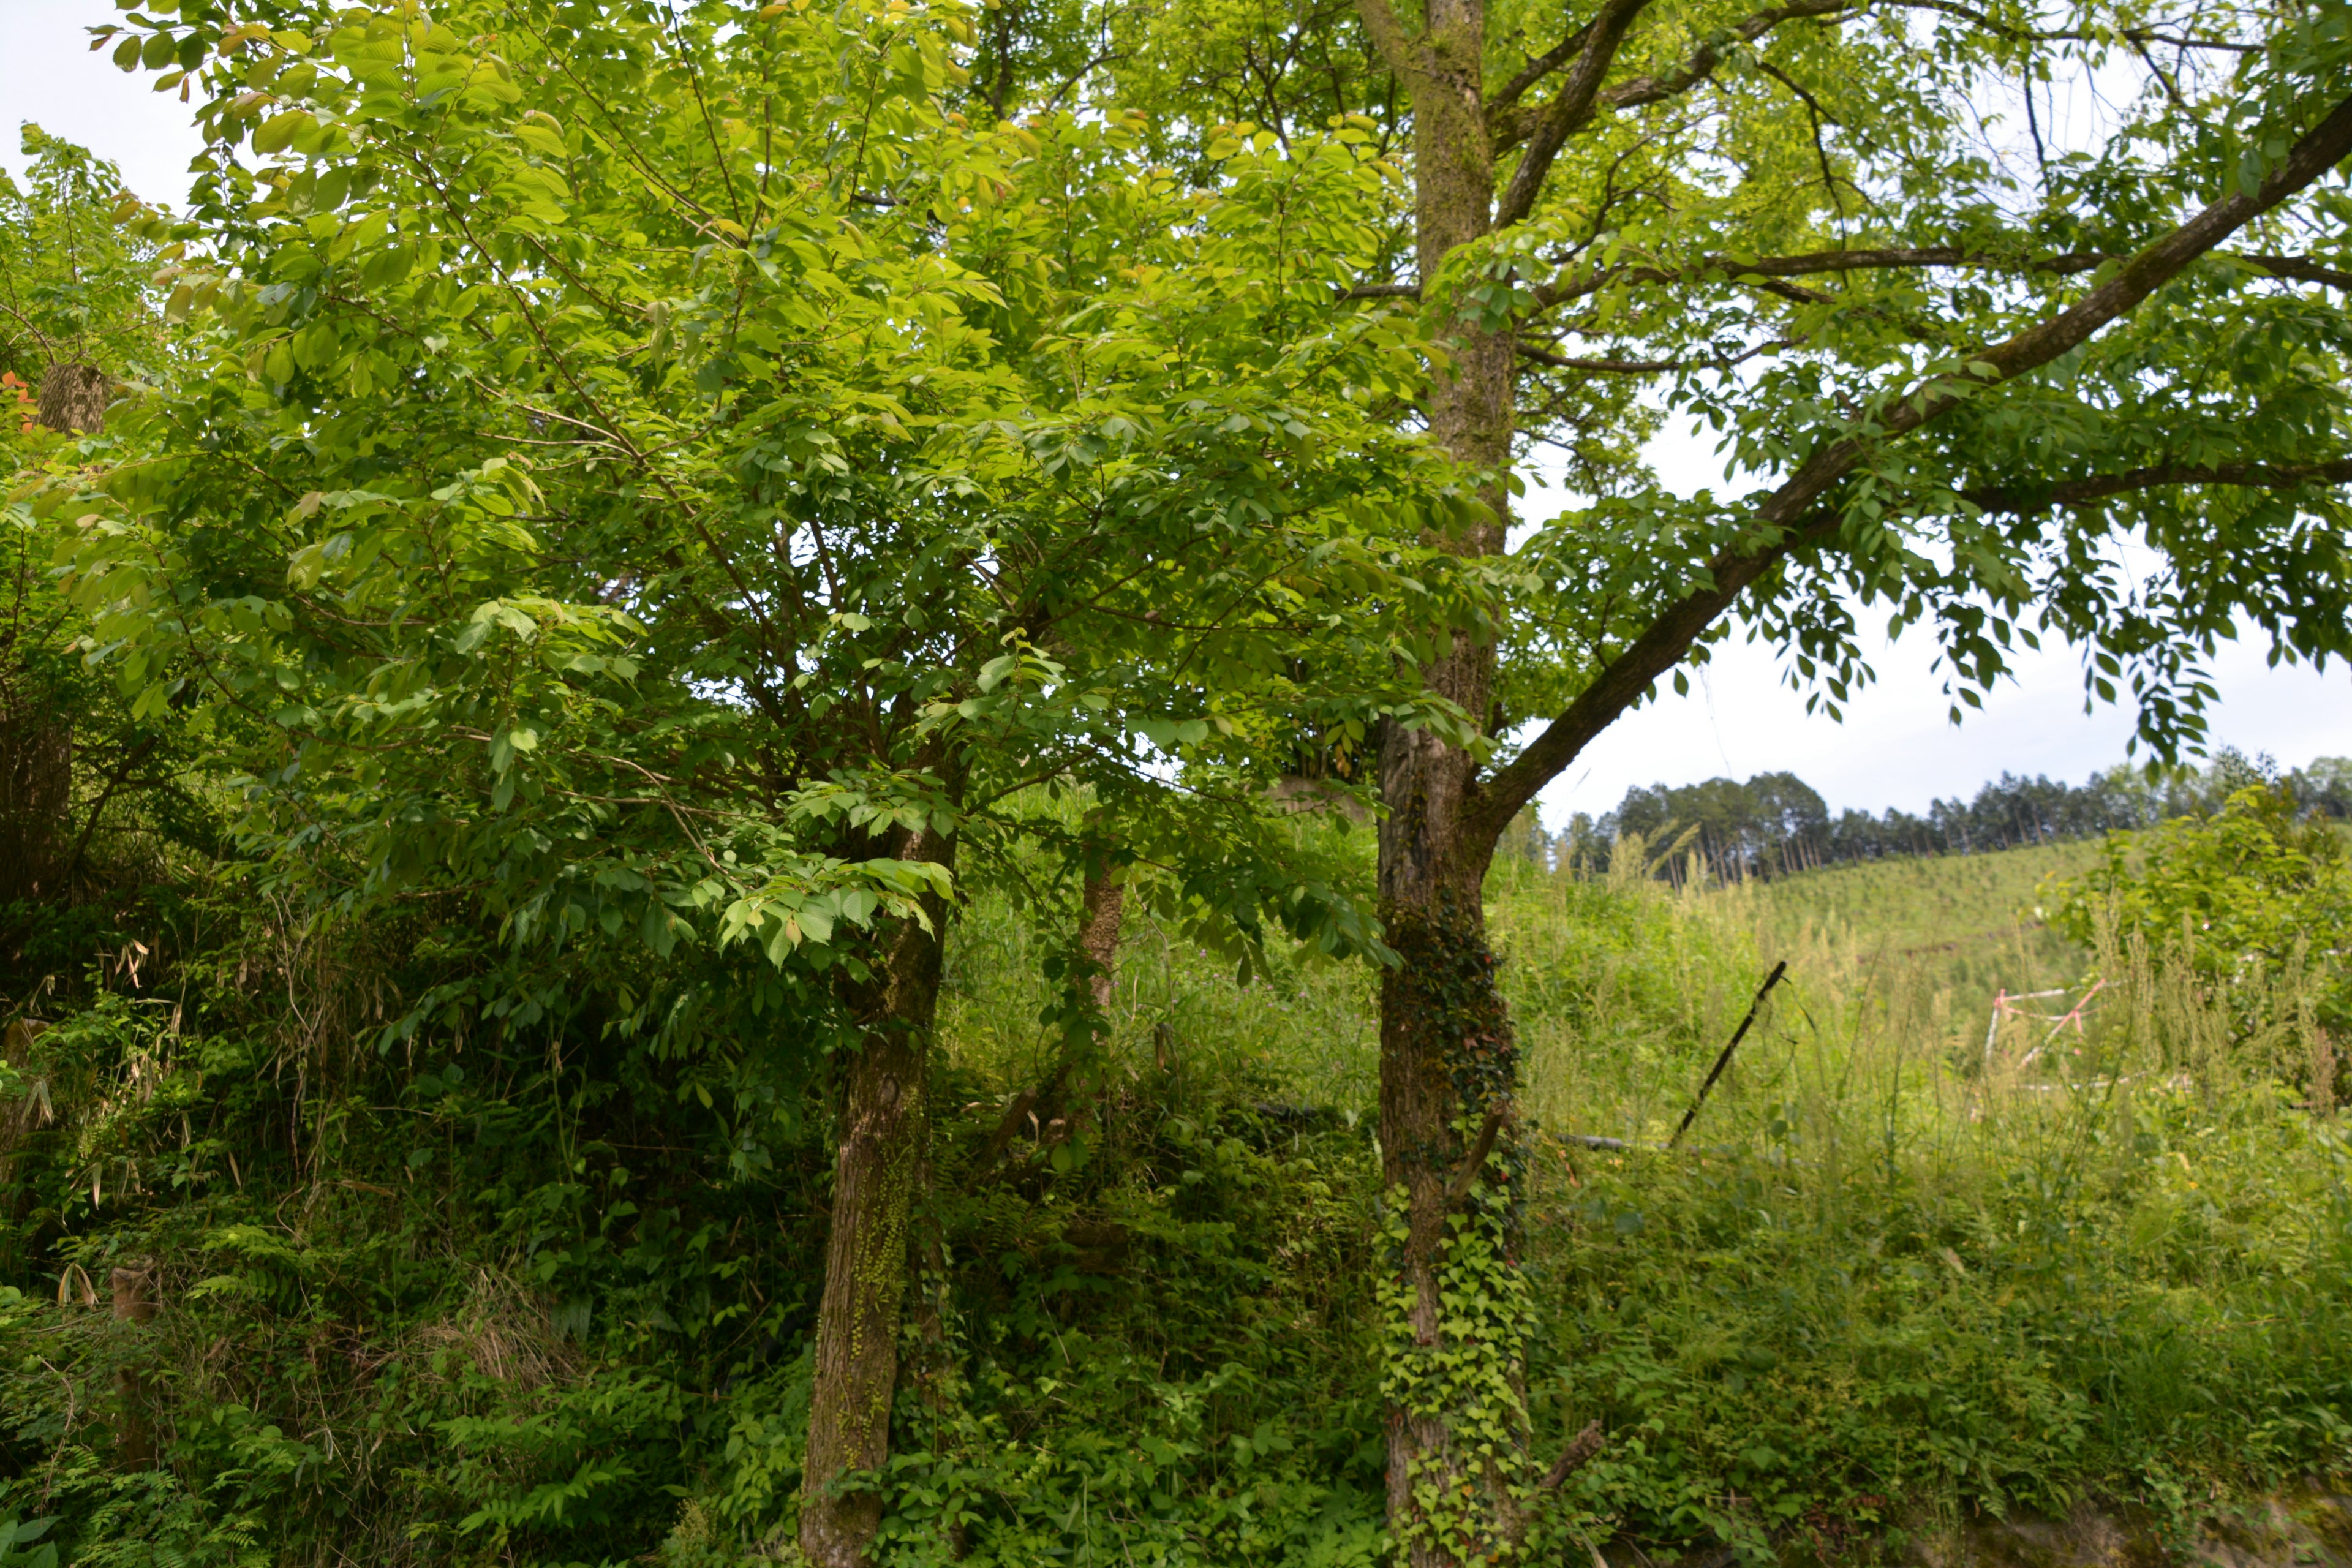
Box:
1525;748;2352;881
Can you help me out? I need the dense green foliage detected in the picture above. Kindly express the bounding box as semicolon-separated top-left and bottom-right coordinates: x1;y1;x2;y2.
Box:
9;0;2352;1556
10;808;2352;1564
2054;779;2352;1053
47;0;1466;983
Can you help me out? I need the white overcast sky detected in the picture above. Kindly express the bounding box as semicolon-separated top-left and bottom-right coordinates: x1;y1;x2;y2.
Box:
7;0;2348;818
2;0;209;209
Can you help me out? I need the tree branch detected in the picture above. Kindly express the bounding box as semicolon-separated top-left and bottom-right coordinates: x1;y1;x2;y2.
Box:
1518;336;1798;374
2245;252;2352;290
1338;241;2352;323
1585;0;1857;126
1539;1421;1605;1490
1352;0;1425;85
1341;281;1424;300
1493;0;1661;225
1443;1100;1511;1207
1882;0;2256;51
1490;24;1599;121
1521;241;2352;315
1471;90;2352;842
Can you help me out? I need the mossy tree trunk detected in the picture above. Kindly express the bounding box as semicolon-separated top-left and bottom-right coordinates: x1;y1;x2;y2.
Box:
1361;0;1536;1556
801;824;956;1568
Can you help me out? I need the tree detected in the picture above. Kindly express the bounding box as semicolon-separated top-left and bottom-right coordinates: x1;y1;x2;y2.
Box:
2052;778;2351;1054
1050;0;2352;1556
52;2;1475;1562
0;126;171;433
3;131;207;954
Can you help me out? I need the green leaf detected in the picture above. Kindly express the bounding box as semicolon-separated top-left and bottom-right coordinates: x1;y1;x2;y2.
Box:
253;111;315;156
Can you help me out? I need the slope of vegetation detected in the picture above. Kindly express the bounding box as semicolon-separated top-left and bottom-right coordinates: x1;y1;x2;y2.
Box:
10;813;2352;1566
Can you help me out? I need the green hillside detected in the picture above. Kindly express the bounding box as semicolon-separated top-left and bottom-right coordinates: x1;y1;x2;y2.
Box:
11;826;2352;1564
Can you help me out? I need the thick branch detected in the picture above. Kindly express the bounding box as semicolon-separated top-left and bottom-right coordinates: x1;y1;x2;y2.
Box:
1472;90;2352;841
1353;0;1425;86
1594;0;1856;123
1490;23;1598;121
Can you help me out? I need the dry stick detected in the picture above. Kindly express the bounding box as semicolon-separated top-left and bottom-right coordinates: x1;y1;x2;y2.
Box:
1444;1099;1512;1207
1539;1419;1605;1491
1668;960;1787;1148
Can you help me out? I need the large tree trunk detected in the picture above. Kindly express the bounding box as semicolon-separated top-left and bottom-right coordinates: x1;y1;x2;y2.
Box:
801;827;956;1568
1374;0;1532;1558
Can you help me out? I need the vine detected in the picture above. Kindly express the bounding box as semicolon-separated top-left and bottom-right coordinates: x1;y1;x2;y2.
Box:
1376;898;1540;1565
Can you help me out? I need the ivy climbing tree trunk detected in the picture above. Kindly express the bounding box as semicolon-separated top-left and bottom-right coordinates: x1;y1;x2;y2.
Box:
801;824;957;1568
1363;0;1534;1554
1343;0;2352;1544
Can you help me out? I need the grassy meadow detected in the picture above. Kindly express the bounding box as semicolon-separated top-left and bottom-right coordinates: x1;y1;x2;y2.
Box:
933;827;2352;1561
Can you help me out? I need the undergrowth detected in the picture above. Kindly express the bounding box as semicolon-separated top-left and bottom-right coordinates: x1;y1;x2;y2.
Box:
5;832;2351;1564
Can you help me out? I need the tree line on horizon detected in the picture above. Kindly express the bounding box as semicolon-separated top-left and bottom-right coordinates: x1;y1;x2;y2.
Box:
1514;750;2352;883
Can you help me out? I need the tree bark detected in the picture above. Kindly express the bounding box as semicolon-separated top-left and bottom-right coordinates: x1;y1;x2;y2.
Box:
36;363;108;434
1372;0;1532;1553
111;1262;157;1468
1077;854;1124;1012
0;693;70;904
801;826;956;1568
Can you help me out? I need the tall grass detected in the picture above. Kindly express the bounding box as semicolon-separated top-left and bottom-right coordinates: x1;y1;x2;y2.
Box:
1486;840;2352;1554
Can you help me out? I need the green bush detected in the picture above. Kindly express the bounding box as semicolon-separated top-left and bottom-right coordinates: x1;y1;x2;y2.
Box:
2053;782;2350;1065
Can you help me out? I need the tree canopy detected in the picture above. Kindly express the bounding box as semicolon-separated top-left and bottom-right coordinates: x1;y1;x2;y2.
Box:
14;0;2352;1561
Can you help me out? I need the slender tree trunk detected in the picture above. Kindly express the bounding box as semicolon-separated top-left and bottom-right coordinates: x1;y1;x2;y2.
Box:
1077;854;1124;1012
111;1262;157;1468
801;826;956;1568
1372;0;1534;1558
